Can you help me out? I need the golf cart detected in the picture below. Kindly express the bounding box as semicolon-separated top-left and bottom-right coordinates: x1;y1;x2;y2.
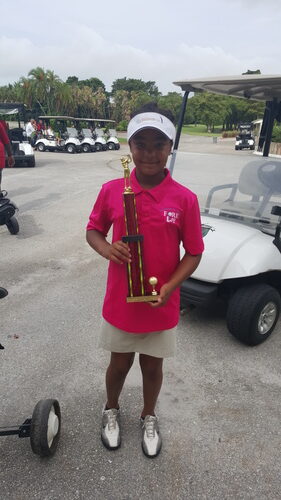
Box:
72;118;96;153
0;103;35;167
34;116;63;152
171;75;281;345
77;118;120;151
34;116;83;154
235;123;255;151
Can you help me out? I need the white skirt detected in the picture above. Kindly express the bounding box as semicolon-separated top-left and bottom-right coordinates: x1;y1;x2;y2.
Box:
98;319;177;358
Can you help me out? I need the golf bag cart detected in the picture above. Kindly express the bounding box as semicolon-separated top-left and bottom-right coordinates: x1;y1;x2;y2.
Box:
0;103;35;167
235;123;255;151
171;74;281;346
0;287;61;457
0;190;19;235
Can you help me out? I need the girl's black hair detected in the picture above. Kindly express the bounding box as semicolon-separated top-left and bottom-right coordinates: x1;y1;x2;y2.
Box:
130;102;175;124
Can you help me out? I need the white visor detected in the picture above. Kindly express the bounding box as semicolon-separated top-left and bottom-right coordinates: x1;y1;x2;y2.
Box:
127;112;176;143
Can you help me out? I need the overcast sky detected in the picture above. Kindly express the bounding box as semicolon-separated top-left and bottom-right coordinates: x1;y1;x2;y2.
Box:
1;0;280;94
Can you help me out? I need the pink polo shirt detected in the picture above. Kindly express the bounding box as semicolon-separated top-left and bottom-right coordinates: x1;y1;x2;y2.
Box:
87;168;204;333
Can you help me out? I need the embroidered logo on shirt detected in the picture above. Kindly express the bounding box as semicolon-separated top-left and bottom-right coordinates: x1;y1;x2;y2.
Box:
163;209;180;223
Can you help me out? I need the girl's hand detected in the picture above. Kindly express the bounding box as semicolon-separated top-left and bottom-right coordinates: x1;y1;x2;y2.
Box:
149;283;173;308
7;156;15;168
105;240;131;265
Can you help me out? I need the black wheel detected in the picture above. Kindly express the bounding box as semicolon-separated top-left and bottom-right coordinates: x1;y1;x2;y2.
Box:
107;142;115;151
0;287;8;299
82;143;91;153
115;143;120;150
6;216;19;235
95;143;102;152
250;146;255;150
27;157;35;167
226;284;281;346
235;146;239;150
66;143;76;154
30;399;61;457
37;142;45;152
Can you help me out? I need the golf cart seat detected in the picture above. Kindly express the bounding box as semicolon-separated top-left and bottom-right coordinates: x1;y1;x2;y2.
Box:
81;128;92;138
8;128;26;142
205;159;281;223
66;127;78;138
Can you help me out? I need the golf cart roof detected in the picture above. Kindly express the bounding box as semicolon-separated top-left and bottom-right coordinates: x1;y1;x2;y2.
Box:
173;75;281;101
38;115;75;120
0;102;27;115
74;117;115;123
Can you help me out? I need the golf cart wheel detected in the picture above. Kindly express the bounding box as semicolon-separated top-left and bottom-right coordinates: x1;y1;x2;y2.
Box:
37;142;45;152
6;216;19;235
30;399;61;457
27;157;35;167
66;143;76;154
107;142;115;151
226;284;281;346
95;143;102;152
82;143;91;153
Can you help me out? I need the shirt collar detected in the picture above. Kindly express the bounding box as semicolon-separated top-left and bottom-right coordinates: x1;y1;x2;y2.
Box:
130;167;173;202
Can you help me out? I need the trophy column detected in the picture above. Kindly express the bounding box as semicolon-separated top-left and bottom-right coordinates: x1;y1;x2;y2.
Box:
121;155;158;303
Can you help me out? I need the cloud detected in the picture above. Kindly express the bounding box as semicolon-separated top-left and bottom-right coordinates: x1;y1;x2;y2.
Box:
0;27;279;95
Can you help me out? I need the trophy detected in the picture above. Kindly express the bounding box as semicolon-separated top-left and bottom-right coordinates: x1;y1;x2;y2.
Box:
121;155;158;303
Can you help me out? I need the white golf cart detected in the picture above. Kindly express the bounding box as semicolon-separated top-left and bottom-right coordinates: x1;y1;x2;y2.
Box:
34;115;63;152
235;123;255;151
35;116;87;154
171;75;281;346
0;103;35;167
77;118;120;151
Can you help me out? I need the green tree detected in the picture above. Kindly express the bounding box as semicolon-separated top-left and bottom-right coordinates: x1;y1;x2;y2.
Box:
111;77;159;96
66;76;79;86
158;92;182;122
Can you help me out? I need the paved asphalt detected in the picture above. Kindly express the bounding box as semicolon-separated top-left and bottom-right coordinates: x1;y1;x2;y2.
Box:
0;137;281;500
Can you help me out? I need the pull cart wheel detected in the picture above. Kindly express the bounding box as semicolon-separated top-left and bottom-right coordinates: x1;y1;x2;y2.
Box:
6;216;19;235
30;399;61;457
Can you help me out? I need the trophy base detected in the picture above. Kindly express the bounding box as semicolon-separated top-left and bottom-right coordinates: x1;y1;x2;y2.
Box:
127;295;158;303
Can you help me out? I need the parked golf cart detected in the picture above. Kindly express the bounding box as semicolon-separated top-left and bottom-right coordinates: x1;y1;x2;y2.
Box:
171;75;281;346
77;118;120;151
0;103;35;167
72;119;96;152
235;123;255;151
0;287;61;456
34;116;63;152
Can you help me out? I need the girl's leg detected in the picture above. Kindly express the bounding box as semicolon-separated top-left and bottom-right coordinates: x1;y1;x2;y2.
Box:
139;354;163;417
106;352;135;408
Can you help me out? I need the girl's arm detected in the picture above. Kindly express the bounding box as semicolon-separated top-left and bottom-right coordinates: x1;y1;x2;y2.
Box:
150;252;202;308
86;229;131;265
5;143;15;167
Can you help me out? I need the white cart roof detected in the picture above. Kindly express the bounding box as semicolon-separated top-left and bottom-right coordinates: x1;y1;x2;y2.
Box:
173;75;281;101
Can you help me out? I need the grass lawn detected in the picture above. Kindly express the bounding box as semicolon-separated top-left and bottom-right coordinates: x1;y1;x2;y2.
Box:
182;124;222;137
117;124;222;140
